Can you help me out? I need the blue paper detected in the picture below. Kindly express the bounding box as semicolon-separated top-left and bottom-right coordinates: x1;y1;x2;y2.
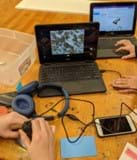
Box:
60;136;97;158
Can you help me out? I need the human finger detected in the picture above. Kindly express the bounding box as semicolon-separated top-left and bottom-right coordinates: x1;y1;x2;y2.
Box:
113;78;128;84
115;39;128;46
31;119;41;138
112;80;129;89
121;54;135;59
115;46;127;53
51;125;55;133
39;119;53;137
10;112;28;128
39;118;49;135
19;129;30;149
4;130;19;139
118;88;137;93
121;75;135;79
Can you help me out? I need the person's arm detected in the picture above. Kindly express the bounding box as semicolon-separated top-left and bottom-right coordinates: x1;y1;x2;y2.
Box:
115;39;136;59
19;118;55;160
0;112;27;139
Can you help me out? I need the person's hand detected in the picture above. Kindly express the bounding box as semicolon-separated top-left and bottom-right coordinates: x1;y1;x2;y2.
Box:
0;111;27;139
112;75;137;93
115;39;136;59
19;118;55;160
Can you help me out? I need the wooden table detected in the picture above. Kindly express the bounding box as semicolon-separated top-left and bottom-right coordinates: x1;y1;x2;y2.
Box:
0;0;137;160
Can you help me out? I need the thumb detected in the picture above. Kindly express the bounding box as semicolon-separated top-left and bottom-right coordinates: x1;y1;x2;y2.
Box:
121;54;135;60
119;88;137;93
19;129;30;149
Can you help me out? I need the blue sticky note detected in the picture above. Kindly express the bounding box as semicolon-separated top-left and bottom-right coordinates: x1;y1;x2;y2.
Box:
60;136;97;158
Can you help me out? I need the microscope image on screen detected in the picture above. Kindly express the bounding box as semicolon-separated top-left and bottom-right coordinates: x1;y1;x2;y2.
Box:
50;29;84;55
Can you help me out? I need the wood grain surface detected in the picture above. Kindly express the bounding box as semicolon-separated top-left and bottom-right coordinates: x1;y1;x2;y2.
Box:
0;0;137;160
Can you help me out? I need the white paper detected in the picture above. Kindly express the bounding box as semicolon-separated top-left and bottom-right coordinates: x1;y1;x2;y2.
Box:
15;0;90;14
119;142;137;160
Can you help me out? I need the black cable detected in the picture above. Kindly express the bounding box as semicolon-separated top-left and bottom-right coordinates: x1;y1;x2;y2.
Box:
94;102;137;135
60;97;95;143
38;97;95;143
61;115;115;143
116;102;137;131
36;97;136;143
39;98;65;116
37;97;119;142
61;116;94;143
68;98;95;120
94;121;114;134
120;102;137;117
39;97;95;121
65;114;86;125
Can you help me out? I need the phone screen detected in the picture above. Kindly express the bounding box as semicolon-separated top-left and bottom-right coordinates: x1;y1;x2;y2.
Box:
100;116;132;134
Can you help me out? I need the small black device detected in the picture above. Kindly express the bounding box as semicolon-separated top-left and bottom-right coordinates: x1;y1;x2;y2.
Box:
90;2;137;58
22;120;32;140
22;116;55;140
16;120;32;148
35;22;106;96
95;115;136;137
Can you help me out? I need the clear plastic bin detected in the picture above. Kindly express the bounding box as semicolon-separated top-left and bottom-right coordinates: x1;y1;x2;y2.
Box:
0;28;36;86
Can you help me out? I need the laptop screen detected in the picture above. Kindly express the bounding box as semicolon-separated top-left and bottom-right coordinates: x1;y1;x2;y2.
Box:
35;22;99;64
90;2;137;35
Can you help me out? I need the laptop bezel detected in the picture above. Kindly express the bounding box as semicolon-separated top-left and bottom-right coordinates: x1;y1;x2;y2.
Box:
90;2;137;36
35;22;99;64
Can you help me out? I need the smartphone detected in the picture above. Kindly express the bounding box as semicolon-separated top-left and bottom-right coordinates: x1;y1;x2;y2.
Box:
95;115;136;137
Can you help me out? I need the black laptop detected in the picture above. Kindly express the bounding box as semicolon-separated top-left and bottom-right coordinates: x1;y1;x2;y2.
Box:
90;2;137;58
35;22;106;96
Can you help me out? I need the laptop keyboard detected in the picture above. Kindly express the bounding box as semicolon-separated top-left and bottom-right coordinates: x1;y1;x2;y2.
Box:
40;62;101;83
98;37;136;49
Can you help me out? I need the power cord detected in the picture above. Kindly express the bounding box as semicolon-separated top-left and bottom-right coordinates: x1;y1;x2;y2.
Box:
38;97;95;143
34;98;137;143
95;102;137;134
116;102;137;131
38;97;119;142
61;98;95;143
61;116;94;143
39;98;65;116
